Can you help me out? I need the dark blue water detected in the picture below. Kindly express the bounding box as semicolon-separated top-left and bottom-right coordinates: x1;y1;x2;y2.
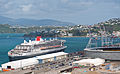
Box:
0;33;89;66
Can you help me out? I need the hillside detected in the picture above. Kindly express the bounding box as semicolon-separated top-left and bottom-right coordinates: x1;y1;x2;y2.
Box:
0;24;66;33
94;18;120;33
0;16;75;26
0;18;120;34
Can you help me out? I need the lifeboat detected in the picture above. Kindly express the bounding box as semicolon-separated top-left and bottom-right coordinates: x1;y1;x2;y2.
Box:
40;47;47;50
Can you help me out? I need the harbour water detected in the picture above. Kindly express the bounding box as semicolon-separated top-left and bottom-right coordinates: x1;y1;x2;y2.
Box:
0;33;89;66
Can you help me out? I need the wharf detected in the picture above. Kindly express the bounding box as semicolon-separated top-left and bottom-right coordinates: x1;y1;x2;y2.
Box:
0;66;73;74
0;51;83;74
2;51;120;74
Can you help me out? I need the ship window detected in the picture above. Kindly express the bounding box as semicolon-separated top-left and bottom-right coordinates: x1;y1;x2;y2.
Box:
27;47;29;49
18;46;20;49
24;47;26;49
7;66;11;69
15;46;16;48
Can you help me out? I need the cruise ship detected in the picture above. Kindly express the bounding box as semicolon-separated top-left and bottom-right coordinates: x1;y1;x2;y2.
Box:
8;36;67;61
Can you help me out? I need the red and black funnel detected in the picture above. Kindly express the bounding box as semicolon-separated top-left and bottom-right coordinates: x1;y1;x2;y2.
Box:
36;36;41;41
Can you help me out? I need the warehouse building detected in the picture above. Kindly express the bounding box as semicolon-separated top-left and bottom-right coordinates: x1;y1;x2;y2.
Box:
2;52;68;69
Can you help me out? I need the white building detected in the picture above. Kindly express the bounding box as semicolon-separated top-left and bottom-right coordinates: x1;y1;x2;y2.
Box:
73;58;105;67
2;52;68;69
2;58;38;69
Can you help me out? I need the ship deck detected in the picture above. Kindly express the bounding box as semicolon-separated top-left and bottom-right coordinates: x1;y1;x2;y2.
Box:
95;47;120;51
86;47;120;51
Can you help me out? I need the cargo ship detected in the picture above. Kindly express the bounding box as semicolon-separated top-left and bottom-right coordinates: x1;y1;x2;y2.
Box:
84;45;120;60
84;26;120;60
8;36;67;61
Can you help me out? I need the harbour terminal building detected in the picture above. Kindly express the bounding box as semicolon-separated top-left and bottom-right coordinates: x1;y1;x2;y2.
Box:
2;52;68;69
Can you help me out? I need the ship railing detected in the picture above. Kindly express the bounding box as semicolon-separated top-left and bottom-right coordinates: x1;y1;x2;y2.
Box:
85;48;103;51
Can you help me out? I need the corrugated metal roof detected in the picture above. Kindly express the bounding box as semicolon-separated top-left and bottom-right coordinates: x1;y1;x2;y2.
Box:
2;52;68;69
35;52;68;59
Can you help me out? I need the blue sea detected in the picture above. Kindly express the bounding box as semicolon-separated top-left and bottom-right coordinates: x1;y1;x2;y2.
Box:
0;33;89;66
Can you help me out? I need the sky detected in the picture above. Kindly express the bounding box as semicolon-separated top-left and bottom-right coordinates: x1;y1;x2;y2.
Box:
0;0;120;25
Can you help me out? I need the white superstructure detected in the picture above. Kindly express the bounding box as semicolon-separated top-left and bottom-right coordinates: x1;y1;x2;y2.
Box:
8;36;67;61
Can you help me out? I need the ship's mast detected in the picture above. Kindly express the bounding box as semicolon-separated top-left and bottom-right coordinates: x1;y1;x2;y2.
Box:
100;25;104;46
100;25;113;47
86;26;98;48
86;24;114;48
86;27;92;48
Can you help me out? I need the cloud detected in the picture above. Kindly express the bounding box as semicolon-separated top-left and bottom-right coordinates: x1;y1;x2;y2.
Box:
66;1;93;10
0;0;94;14
0;0;120;24
60;0;68;3
21;4;32;12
